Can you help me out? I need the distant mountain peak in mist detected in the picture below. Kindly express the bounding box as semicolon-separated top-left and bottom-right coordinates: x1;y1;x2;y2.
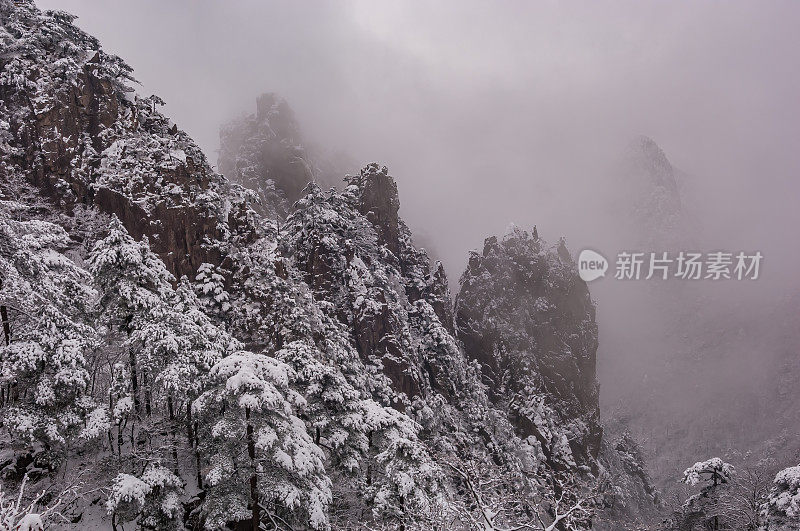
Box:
254;92;302;142
627;135;679;195
607;135;688;249
218;92;350;218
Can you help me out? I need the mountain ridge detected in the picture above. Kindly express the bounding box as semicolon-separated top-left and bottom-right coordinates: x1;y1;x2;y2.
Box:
0;2;656;529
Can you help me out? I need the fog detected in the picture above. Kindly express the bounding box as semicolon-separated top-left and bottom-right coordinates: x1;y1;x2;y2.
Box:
38;0;800;486
36;1;800;269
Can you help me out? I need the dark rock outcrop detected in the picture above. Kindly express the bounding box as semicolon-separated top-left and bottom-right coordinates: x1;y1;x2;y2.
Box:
0;2;258;279
455;226;601;471
356;164;401;259
594;433;661;529
218;93;345;218
609;135;687;250
282;164;463;405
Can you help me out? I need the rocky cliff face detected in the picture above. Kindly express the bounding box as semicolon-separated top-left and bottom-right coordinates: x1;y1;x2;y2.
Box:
454;227;660;525
0;2;258;279
610;135;688;250
455;227;602;471
595;433;661;529
218;93;346;219
282;163;466;405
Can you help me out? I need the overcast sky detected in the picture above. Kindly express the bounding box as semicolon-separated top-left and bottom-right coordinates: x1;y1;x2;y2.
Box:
37;1;800;286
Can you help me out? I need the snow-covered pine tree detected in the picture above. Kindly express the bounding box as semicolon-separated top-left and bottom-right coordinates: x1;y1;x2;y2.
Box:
275;339;447;527
682;457;735;488
194;263;232;327
676;457;736;530
192;350;331;530
276;339;367;473
130;278;234;475
359;401;441;525
106;464;183;530
88;216;173;419
760;465;800;530
228;226;446;525
0;210;98;453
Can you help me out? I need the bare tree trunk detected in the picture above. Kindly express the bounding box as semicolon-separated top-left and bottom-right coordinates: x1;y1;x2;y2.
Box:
0;305;10;346
117;421;123;457
246;407;260;531
186;398;194;444
0;278;10;347
186;398;203;489
366;431;373;486
1;279;13;406
195;441;203;490
143;371;151;417
168;394;179;475
129;348;140;414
